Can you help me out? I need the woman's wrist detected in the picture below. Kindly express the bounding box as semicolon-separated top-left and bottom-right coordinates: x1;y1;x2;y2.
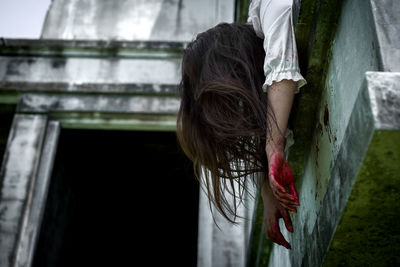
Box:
265;136;285;159
261;178;274;202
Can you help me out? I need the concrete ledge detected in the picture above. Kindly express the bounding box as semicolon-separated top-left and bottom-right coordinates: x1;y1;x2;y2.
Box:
16;93;180;131
0;81;178;96
0;56;181;85
369;0;400;71
17;93;180;114
0;39;186;57
366;71;400;130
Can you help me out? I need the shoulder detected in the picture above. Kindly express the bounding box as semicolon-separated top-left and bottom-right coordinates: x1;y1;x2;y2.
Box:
248;0;296;39
247;0;264;38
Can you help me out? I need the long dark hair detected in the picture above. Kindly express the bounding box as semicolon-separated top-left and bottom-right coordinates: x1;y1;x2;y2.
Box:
177;22;273;223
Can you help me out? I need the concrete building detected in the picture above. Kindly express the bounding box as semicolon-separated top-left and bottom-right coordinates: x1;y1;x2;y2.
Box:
0;0;399;266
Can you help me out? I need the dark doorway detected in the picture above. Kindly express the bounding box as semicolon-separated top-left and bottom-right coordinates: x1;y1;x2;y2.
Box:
32;129;199;267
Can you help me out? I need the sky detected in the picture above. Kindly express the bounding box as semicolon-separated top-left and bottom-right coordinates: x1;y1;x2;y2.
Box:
0;0;51;38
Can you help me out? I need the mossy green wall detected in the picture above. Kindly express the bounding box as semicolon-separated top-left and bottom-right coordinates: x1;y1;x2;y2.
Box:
324;130;400;266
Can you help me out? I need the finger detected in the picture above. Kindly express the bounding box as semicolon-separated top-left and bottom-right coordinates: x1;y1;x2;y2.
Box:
267;231;285;248
277;232;291;249
272;187;297;205
280;202;297;213
271;220;291;249
273;186;296;202
289;182;300;205
265;221;281;245
268;232;287;248
273;194;297;212
265;222;284;246
274;194;296;206
281;209;294;233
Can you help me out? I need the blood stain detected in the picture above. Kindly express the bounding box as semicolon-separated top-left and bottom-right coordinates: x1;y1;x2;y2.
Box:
324;103;329;127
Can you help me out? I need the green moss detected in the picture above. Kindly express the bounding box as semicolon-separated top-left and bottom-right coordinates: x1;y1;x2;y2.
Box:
289;0;344;189
323;130;400;267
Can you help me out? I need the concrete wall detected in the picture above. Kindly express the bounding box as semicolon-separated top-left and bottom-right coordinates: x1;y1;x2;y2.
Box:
266;0;399;266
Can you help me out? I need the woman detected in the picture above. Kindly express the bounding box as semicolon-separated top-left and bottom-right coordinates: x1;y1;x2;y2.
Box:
177;0;306;250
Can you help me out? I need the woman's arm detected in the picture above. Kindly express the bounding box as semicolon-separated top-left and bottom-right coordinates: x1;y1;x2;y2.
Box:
265;79;300;211
265;79;295;157
260;79;299;249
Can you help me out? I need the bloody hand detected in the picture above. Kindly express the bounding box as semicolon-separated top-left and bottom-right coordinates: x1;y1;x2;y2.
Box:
262;181;294;249
268;149;300;212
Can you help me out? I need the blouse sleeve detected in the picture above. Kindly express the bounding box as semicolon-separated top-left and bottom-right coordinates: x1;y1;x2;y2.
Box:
248;0;306;93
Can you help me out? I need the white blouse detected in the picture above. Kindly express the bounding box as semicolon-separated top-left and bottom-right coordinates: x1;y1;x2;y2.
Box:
248;0;306;93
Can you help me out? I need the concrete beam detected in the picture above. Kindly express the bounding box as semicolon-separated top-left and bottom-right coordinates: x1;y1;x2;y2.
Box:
14;121;60;267
14;93;180;131
0;39;187;53
0;82;178;105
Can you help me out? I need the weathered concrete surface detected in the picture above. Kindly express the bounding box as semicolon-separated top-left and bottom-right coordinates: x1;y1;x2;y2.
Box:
0;55;181;86
0;39;187;51
14;121;60;267
322;73;400;266
0;39;183;105
0;114;47;267
366;71;400;129
41;0;234;41
370;0;400;71
0;39;184;108
15;93;180;131
18;93;180;114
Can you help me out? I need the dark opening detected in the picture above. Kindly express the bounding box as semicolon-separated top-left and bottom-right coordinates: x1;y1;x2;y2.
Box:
0;104;16;165
32;129;199;267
